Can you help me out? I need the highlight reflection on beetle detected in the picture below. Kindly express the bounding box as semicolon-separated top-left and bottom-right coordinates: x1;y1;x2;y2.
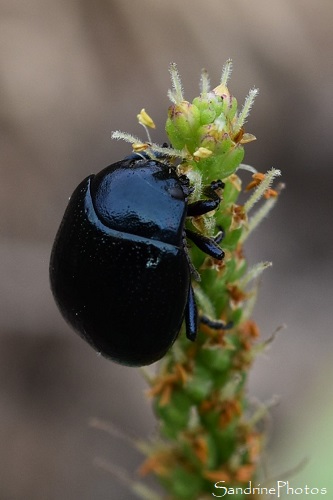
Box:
50;154;226;366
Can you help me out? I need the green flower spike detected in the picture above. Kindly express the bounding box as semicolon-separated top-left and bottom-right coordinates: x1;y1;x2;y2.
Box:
165;60;257;183
111;61;282;500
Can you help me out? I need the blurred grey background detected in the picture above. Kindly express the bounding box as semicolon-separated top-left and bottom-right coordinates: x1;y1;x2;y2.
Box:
1;0;332;498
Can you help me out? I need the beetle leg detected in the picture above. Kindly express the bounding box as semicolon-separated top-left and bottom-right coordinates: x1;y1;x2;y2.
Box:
185;283;198;341
200;315;233;330
183;231;201;281
187;180;224;217
186;229;224;261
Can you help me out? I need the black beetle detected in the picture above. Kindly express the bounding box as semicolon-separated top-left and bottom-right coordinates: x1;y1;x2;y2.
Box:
50;155;225;366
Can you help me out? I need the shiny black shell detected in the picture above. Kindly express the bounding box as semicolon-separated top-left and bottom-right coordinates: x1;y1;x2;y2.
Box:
50;157;191;366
